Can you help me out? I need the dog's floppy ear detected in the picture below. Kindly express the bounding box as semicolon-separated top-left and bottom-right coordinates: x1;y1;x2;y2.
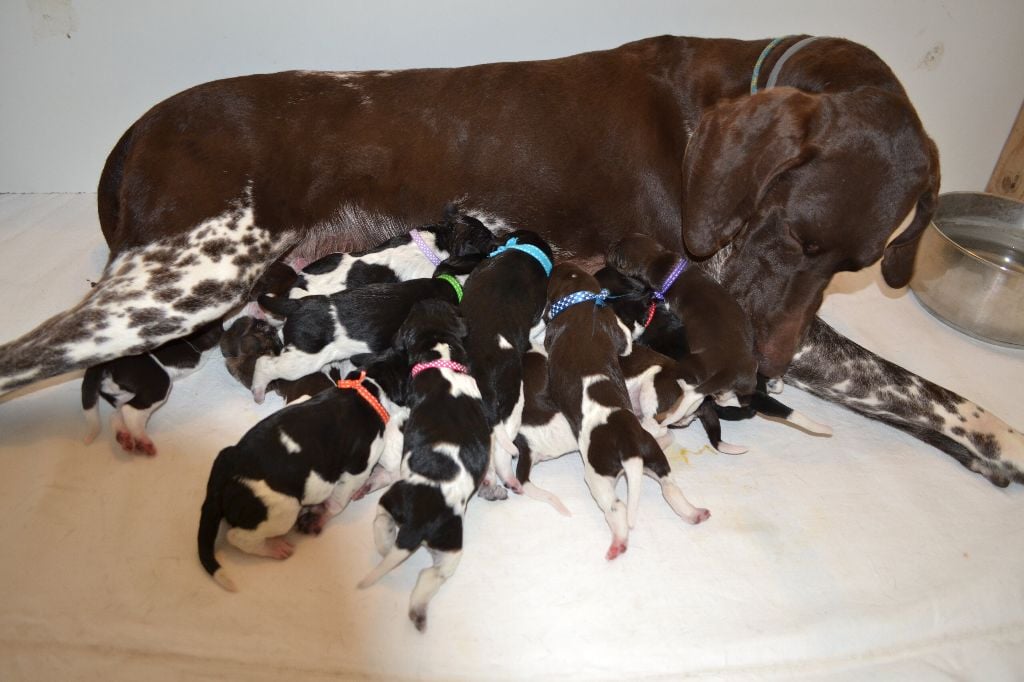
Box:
681;87;818;259
880;138;940;288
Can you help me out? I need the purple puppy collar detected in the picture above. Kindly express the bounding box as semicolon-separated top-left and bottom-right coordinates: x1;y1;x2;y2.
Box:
652;259;688;301
409;229;442;267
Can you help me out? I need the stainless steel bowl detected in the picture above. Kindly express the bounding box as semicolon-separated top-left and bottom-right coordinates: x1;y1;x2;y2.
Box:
909;191;1024;347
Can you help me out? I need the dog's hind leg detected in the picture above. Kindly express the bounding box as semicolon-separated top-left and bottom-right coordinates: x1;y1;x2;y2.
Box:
0;192;295;396
582;460;629;560
788;317;1024;487
642;448;710;524
408;548;462;633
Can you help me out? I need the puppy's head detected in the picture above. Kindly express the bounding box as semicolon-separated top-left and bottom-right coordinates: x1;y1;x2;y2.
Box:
437;207;499;256
220;317;283;388
545;262;601;317
433;253;486;279
250;261;299;300
594;265;650;331
350;349;412;406
394;300;468;360
605;233;672;286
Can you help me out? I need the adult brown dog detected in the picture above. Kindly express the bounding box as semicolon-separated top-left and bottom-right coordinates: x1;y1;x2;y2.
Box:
0;34;1020;485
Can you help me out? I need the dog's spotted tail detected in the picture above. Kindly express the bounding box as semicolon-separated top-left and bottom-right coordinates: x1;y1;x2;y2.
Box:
198;447;238;592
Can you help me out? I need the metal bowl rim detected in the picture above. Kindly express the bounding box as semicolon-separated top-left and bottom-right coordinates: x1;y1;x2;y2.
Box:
929;191;1024;276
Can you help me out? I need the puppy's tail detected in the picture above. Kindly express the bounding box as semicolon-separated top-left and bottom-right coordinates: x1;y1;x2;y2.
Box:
197;447;238;592
81;365;103;445
358;546;413;589
256;293;302;318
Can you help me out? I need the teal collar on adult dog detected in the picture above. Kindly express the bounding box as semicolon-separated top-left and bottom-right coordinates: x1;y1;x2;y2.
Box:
750;35;821;95
488;238;553;276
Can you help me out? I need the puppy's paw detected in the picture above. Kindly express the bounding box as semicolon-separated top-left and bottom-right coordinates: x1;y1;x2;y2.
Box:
134;438;157;457
115;430;135;453
264;537;295;559
409;608;427;633
605;540;628;561
477;482;508;501
296;505;327;535
690;508;711;524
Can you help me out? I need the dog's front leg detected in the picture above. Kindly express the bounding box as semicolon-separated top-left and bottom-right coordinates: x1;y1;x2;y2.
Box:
786;317;1024;487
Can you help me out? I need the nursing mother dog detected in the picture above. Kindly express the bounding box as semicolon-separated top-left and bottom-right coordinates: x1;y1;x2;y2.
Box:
0;34;1021;486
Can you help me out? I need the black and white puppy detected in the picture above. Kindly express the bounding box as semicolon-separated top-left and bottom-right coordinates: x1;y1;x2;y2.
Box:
197;362;408;592
357;300;490;633
288;209;496;298
220;316;283;390
544;263;709;560
459;230;553;496
82;322;223;455
249;257;480;402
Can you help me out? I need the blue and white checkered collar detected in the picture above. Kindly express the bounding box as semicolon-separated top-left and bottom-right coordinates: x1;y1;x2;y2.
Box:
547;288;611;320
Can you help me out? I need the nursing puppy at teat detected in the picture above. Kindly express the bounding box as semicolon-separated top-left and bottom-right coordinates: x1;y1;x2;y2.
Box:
606;233;759;418
543;262;709;561
288;208;496;299
357;299;491;632
196;358;408;592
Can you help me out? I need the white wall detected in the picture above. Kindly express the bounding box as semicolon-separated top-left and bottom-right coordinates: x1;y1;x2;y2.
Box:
1;0;1022;193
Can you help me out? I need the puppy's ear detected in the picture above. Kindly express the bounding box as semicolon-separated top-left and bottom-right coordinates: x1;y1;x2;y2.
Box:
349;352;375;369
681;88;818;259
449;310;469;340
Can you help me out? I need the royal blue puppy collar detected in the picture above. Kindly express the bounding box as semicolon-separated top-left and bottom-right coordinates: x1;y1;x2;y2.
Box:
547;288;611;319
489;237;553;277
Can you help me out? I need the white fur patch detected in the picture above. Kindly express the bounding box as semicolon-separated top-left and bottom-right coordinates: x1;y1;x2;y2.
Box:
279;430;302;454
301;470;335;506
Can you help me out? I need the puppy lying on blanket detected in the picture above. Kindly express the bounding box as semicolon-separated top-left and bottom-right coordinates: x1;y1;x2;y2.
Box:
358;300;490;633
197;362;407;591
250;257;478;402
543;263;709;559
289;210;495;298
82;322;222;456
458;230;554;497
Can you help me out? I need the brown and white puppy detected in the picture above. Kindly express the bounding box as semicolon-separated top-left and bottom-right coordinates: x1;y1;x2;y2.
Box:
608;234;758;414
197;363;407;592
220;316;283;390
357;300;490;632
543;263;709;560
82;322;223;455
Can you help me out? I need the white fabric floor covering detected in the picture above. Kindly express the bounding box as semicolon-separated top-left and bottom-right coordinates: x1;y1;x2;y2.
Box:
0;193;1022;681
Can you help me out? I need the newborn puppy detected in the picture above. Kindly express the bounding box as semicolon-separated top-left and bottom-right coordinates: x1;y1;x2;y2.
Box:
607;233;758;404
543;263;709;560
220;316;283;389
82;322;223;456
459;230;553;497
250;257;478;403
597;265;830;445
289;209;496;298
197;362;407;591
513;341;578;516
358;300;490;633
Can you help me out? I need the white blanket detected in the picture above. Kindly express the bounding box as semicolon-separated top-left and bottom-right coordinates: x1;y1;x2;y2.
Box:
1;194;1021;680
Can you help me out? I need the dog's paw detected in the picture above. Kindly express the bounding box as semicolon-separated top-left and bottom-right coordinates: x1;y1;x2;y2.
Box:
133;437;157;457
409;608;428;633
296;505;327;535
605;539;628;561
477;482;508;501
690;508;711;524
115;430;135;453
264;537;295;559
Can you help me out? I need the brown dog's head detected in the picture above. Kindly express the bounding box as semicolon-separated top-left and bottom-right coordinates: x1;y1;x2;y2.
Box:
681;86;939;377
545;262;601;312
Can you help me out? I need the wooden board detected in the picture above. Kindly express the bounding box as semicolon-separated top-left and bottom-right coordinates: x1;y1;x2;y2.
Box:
987;100;1024;199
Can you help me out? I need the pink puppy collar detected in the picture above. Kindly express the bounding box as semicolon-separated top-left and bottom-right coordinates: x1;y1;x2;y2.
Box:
410;359;469;378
